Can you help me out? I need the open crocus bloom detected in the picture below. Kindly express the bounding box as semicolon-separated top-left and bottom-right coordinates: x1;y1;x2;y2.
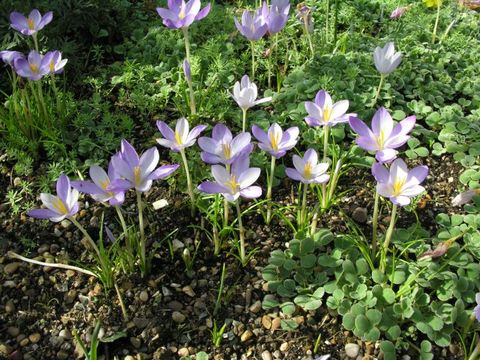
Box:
286;149;330;184
111;139;179;192
198;124;253;165
156;0;211;29
373;42;402;75
72;162;127;206
156;117;207;152
475;293;480;321
260;0;290;34
43;50;68;74
373;158;428;206
232;75;272;111
349;107;416;163
0;50;24;67
234;9;268;41
10;9;53;36
28;175;79;222
305;90;354;127
252;123;299;158
13;50;49;81
198;155;262;202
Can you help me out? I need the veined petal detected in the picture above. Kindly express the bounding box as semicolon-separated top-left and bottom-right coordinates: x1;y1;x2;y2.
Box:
372;107;393;137
71;180;103;195
156;138;178;150
139;147;160;177
349;117;371;137
187;124;208;144
147;164;180;180
391;195;411;206
120;139;140;167
254;96;272;106
314;90;330;108
89;165;110;190
406;165;429;186
305;101;321;118
185;0;201;16
313;174;330;184
175;118;190;144
212;165;230;185
285;168;304;182
292;154;305;173
401;184;425;197
198;181;228;194
56;175;71;205
201;152;222;164
40;193;61;214
371;162;389;183
212;123;232;142
390;158;409;184
231;132;251;155
195;3;211;20
375;148;398;163
238;168;261;188
240;186;262;199
157;120;176;141
28;208;59;220
305;116;322;127
377;183;394;198
331;100;349;120
198;137;219;154
304;149;318;165
252;125;269;145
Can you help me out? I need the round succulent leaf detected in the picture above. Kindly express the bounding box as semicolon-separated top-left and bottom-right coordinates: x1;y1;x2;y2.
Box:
280;318;299;331
277;285;295;298
386;325;401;341
420;340;432;353
350;283;368;300
355;258;369;275
342;259;356;274
300;237;315;255
304;299;322;310
351;303;366;316
355;314;371;333
372;269;387;284
262;295;280;309
366;309;382;326
283;259;298;271
318;255;342;267
312;287;325;299
312;229;334;246
284;279;296;291
365;327;381;342
301;254;317;268
326;296;339;309
382;288;396;304
392;270;406;285
342;312;356;330
333;289;344;301
280;301;296;315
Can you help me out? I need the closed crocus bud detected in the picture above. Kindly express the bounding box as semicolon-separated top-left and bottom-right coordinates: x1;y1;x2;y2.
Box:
183;59;191;82
390;6;408;19
232;75;272;111
373;42;402;75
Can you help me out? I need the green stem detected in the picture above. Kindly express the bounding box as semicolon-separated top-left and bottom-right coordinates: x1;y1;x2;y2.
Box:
333;0;339;45
224;164;231;226
115;206;128;236
250;41;255;79
304;17;314;57
136;191;146;274
181;149;195;215
182;27;196;114
373;74;385;107
70;217;105;269
432;2;441;44
32;34;39;52
266;156;276;224
380;204;397;273
301;183;308;229
469;341;480;360
114;282;129;322
235;199;246;265
242;108;247;133
321;126;329;209
371;190;380;260
325;0;330;43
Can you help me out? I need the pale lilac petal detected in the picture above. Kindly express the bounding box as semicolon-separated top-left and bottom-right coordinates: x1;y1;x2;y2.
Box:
372;107;393;136
253;96;272;106
356;137;379;152
56;175;71;205
305;116;322;127
212;165;230;185
147;164;180;180
198;181;228;194
406;165;429;186
175;118;190;144
71;181;103;195
120;140;139;167
238;168;261;188
157;121;176;141
313;174;330;184
252;125;269;144
212;123;232;142
28;208;59;220
201;152;222;164
198;137;218;154
139;148;160;177
156;138;177;150
314;90;329;108
240;186;262;199
376;148;398;163
384;134;410;149
231;132;251;154
401;185;425;197
195;3;211;20
156;8;177;21
304;149;318;165
37;11;53;29
285;168;303;182
331;100;349;120
136;179;153;193
187;124;208;143
371;163;389;183
349;117;371;137
377;183;394;198
305;101;321;118
391;195;411;206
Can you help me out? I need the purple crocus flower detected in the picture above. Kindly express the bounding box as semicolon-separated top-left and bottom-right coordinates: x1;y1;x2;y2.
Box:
305;90;355;127
474;293;480;321
234;9;268;41
285;149;330;184
10;9;53;36
390;6;408;19
111;139;180;192
13;50;49;81
349;107;416;163
198;124;253;165
43;50;68;74
252;123;299;158
27;175;79;222
156;0;211;29
156;117;207;152
232;75;272;111
372;158;428;206
262;0;290;34
198;155;262;202
0;50;24;67
296;4;314;33
72;161;127;206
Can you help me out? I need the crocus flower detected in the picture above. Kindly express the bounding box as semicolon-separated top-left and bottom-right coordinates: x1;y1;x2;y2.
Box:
296;3;314;33
156;0;211;29
28;175;79;222
373;42;402;75
234;9;268;41
390;6;408;19
0;50;24;67
252;123;299;158
261;0;290;34
156;117;207;152
372;158;428;206
198;124;253;165
452;189;480;206
418;240;452;260
13;50;49;81
349;107;416;163
72;161;127;206
111;139;179;192
183;59;191;82
474;293;480;321
305;90;355;127
10;9;53;36
198;155;262;202
232;75;272;111
285;149;330;184
43;50;68;74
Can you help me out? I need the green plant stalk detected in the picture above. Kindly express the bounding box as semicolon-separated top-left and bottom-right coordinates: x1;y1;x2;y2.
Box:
32;33;39;52
136;191;146;274
224;164;231;226
304;17;314;57
333;0;339;45
181;149;196;216
431;2;441;44
250;41;255;79
50;74;65;129
380;204;397;273
36;81;49;126
242;108;248;133
213;262;226;316
266;156;276;224
301;183;308;229
70;217;105;268
8;251;96;276
235;199;246;265
325;0;330;43
469;341;480;360
214;194;221;256
321;126;329;210
114;282;129;322
182;27;196;114
371;190;380;259
373;74;385;107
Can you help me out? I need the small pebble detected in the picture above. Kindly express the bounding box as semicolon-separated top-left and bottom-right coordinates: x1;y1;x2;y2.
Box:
7;327;19;337
249;300;262;314
5;300;15;313
57;350;69;360
4;262;21;274
280;342;289;352
178;348;189;357
352;207;368;223
130;337;141;349
261;350;273;360
139;290;149;302
172;311;186;323
240;330;253;342
29;333;41;344
182;286;195;297
345;343;360;358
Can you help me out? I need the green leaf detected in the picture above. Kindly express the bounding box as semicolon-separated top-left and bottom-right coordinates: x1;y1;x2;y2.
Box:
262;296;280;309
196;352;209;360
366;309;382;326
300;237;315;255
280;302;296;316
355;314;370;333
428;317;443;331
382;288;396;304
283;259;297;271
356;258;369;275
386;325;401;340
372;269;386;284
100;331;127;343
280;319;298;331
301;254;317;268
365;327;380;342
342;313;356;330
304;299;322;310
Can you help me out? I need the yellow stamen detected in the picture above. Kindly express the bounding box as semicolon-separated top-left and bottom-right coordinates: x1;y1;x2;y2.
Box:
175;131;183;145
377;129;385;149
52;197;68;214
226;175;239;194
179;4;186;19
323;106;332;122
222;144;232;159
393;177;406;196
49;61;55;73
134;166;142;186
100;179;110;190
304;162;313;179
29;64;39;74
27;18;35;30
270;131;280;151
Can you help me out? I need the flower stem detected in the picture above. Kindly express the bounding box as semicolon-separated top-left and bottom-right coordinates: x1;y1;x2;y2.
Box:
321;126;329;209
266;156;276;224
304;17;314;57
136;191;146;274
301;183;308;230
182;27;196;114
242;108;247;133
468;340;480;360
235;199;246;265
380;204;397;273
224;164;231;226
8;251;96;277
32;34;39;52
250;41;255;79
373;74;385;107
325;0;330;43
432;2;441;44
371;190;380;260
180;149;195;215
114;282;129;322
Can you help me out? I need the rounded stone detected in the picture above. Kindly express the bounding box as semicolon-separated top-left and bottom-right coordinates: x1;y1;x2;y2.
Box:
172;311;186;323
345;343;360;358
139;290;149;302
4;262;21;275
29;333;41;344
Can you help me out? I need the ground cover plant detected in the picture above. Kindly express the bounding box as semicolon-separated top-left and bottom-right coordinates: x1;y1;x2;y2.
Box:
1;0;480;359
